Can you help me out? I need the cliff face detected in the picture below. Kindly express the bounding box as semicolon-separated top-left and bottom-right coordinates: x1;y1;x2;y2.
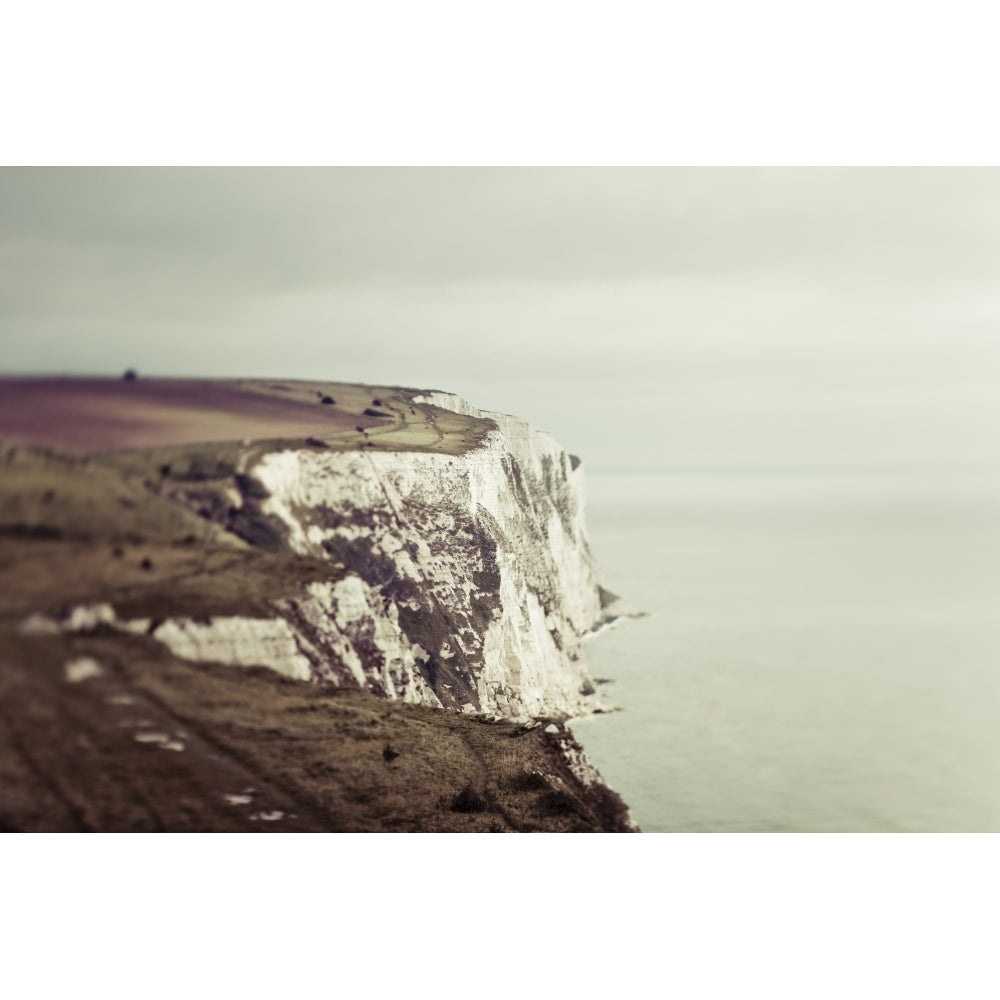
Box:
150;392;609;720
1;378;637;831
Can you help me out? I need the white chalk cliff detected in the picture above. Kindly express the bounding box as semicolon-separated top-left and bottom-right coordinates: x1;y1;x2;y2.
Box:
246;391;612;718
55;392;619;721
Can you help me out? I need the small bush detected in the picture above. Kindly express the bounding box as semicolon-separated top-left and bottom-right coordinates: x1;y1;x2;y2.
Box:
233;474;270;501
507;770;551;793
228;509;286;551
539;789;580;817
451;783;489;814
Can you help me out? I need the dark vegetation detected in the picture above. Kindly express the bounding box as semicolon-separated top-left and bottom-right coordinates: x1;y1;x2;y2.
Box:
451;783;489;813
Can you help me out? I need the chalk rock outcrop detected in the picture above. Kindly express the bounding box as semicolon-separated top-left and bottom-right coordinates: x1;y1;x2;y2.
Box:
242;391;609;719
45;391;618;721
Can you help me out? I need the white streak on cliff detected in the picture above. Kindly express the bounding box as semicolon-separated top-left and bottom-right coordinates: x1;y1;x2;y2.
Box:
64;657;104;683
151;617;314;681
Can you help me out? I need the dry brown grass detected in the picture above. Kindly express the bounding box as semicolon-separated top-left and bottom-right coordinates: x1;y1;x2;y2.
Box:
0;621;631;832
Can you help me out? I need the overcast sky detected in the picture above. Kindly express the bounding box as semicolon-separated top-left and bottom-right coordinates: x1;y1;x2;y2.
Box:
2;167;999;474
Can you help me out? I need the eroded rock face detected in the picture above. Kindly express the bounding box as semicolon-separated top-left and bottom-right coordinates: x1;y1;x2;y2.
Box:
245;392;606;719
44;393;612;721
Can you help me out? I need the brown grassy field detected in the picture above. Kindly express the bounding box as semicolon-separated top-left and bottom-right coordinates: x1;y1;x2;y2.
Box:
0;617;629;832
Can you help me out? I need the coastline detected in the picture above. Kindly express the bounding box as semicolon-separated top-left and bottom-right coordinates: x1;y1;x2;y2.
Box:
0;377;636;832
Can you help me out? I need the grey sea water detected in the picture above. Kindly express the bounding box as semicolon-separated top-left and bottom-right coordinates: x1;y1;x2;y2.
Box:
571;471;1000;832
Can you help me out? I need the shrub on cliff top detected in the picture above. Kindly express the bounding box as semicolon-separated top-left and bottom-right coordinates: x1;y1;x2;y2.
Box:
451;783;489;813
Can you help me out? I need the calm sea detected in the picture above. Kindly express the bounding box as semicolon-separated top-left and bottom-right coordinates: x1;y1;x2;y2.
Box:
570;471;1000;832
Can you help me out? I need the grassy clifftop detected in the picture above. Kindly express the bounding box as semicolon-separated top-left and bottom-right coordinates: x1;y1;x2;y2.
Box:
0;378;632;832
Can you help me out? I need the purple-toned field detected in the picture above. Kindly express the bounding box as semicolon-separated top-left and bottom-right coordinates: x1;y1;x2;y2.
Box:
0;377;380;451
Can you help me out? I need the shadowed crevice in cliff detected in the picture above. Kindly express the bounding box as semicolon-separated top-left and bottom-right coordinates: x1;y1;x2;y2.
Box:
539;452;578;539
311;529;490;711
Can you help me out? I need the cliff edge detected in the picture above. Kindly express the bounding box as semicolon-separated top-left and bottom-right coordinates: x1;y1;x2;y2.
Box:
0;377;636;832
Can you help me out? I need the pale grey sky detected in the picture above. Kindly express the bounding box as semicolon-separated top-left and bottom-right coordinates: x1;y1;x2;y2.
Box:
2;167;999;473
